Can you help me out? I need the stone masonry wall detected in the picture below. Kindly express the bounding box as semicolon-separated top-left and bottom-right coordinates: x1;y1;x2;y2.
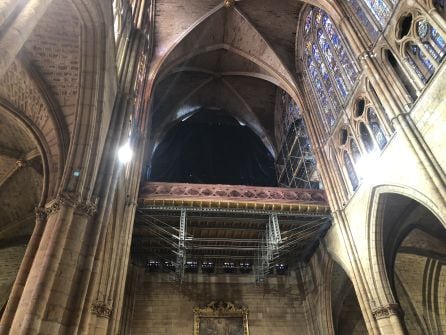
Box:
0;245;26;311
129;271;310;335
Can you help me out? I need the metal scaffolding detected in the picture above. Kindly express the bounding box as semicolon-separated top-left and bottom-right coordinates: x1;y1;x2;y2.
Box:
176;209;187;282
133;206;331;283
276;90;319;189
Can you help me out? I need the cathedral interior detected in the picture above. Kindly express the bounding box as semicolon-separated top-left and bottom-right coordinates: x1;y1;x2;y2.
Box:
0;0;445;334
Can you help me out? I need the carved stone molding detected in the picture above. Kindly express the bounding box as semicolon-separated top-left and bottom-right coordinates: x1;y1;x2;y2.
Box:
75;200;98;217
15;160;27;168
45;192;97;217
372;303;401;320
223;0;235;8
193;301;249;335
91;301;112;319
35;207;48;221
140;182;327;204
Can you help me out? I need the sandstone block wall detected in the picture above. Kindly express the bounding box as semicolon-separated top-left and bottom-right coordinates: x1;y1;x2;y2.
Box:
129;271;309;335
0;245;26;310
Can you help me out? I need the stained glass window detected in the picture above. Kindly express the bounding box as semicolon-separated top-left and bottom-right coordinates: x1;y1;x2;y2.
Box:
406;43;434;83
344;151;359;190
367;107;387;150
362;0;391;27
360;122;374;152
431;27;446;55
345;0;380;40
351;140;361;163
417;22;446;61
304;7;359;131
345;0;396;41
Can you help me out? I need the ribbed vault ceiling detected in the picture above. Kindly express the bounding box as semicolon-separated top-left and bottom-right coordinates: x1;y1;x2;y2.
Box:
150;1;306;153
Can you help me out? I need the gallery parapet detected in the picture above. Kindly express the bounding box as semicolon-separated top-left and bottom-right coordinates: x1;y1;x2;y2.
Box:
138;182;329;214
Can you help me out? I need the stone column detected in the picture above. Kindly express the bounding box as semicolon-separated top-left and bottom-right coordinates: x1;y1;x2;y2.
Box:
0;207;47;334
372;304;406;335
8;194;97;335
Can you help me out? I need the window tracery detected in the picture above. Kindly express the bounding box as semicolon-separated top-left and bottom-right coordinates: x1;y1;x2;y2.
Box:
393;12;446;86
303;7;359;131
353;97;388;153
338;128;360;191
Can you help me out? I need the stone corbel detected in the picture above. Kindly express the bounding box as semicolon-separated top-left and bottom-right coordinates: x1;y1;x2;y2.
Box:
91;301;113;319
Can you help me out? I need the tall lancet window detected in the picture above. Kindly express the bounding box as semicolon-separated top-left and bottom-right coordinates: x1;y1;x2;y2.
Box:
345;0;396;41
303;7;359;131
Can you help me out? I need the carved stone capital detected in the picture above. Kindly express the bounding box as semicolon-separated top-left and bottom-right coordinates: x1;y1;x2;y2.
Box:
372;303;401;320
75;200;97;217
45;198;63;216
45;193;97;217
16;160;27;169
35;207;48;221
223;0;235;8
91;301;112;318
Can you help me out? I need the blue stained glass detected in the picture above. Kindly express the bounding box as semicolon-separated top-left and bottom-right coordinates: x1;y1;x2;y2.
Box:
423;42;440;61
344;151;359;190
308;57;336;128
336;78;348;97
320;62;329;80
418;48;434;73
351;140;361;163
345;0;380;40
305;7;360;130
367;107;387;150
304;9;313;34
431;27;446;58
312;44;323;64
362;0;391;27
406;56;426;83
322;15;341;49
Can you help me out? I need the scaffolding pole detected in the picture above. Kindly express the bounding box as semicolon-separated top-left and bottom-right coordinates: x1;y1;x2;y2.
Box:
176;209;187;283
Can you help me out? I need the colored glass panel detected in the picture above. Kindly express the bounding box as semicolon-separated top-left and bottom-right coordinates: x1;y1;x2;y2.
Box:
346;0;380;40
367;108;387;150
362;0;391;27
304;9;313;34
431;27;446;58
351;140;361;163
344;151;359;190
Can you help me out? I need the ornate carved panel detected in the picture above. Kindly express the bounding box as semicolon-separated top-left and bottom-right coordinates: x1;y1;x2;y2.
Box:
193;301;249;335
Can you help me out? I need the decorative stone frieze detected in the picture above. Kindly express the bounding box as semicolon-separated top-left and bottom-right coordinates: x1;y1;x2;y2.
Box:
140;182;328;204
91;301;112;319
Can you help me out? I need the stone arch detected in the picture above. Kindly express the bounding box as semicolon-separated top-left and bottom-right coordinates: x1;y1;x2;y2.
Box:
147;4;309;113
0;60;67;200
330;260;368;335
366;184;446;309
146;4;318;163
57;0;118;198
